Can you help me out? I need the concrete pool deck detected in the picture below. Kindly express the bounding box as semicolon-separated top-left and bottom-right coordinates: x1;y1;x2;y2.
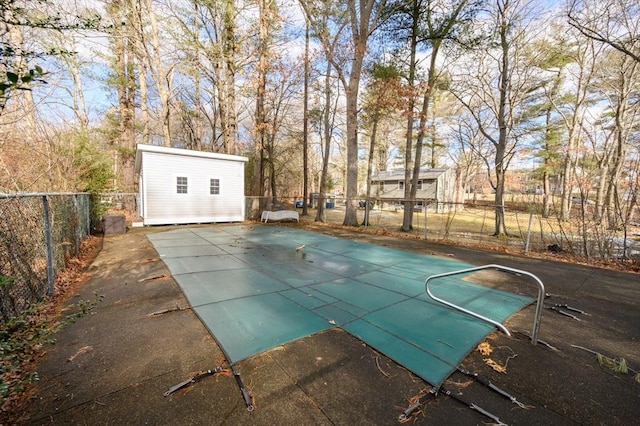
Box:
22;223;639;425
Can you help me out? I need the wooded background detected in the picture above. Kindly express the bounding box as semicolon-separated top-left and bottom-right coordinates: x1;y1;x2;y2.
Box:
0;0;638;239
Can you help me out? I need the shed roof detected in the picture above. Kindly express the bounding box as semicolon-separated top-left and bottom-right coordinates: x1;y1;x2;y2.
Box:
134;144;248;174
371;168;450;181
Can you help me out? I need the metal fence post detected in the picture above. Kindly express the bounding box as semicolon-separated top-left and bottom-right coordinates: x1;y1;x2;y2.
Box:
423;203;428;240
524;206;534;256
74;194;80;255
42;195;55;297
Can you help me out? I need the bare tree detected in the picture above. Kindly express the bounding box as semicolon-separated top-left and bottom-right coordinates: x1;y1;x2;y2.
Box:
251;0;280;197
447;108;491;204
567;0;640;63
168;0;243;154
383;0;478;231
302;12;310;215
138;0;177;147
451;0;542;236
302;0;387;226
104;0;137;190
315;59;339;222
594;50;639;228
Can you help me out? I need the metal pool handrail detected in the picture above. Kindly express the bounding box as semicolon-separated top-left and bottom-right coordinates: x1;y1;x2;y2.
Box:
425;264;545;345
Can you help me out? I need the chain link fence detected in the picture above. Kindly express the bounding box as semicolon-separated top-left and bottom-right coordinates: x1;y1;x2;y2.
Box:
254;196;640;263
0;193;93;321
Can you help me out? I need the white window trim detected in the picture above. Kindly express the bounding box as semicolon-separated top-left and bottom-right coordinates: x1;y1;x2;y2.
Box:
175;175;189;194
208;177;222;196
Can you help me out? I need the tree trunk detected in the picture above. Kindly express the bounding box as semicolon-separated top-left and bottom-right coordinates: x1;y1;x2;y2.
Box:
302;16;310;216
604;65;633;228
252;0;268;197
494;150;507;236
401;0;420;232
409;44;440;228
142;0;172;147
343;69;361;226
223;0;236;154
316;61;333;222
362;118;378;226
493;0;510;236
109;0;136;190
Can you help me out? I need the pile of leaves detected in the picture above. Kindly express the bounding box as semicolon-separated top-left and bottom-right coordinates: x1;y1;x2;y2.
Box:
0;235;102;421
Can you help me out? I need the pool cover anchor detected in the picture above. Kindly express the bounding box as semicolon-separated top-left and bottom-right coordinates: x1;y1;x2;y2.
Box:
456;367;531;409
232;364;255;412
163;364;229;396
553;304;589;315
399;387;508;425
398;388;437;422
439;386;509;426
545;304;588;321
515;330;558;351
163;364;254;411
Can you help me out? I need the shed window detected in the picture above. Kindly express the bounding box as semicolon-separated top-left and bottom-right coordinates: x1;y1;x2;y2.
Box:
176;176;188;194
398;181;404;191
417;180;423;190
210;178;220;195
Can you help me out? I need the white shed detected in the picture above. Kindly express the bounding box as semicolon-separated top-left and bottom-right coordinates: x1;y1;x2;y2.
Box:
134;144;248;225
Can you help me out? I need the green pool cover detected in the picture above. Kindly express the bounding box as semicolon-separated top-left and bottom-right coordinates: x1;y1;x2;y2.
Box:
148;225;532;387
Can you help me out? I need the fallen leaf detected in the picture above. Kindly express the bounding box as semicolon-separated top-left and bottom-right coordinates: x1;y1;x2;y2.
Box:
484;358;507;373
476;341;493;356
68;345;93;362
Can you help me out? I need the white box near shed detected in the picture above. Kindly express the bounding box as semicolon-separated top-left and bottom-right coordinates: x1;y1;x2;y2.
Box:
134;144;248;226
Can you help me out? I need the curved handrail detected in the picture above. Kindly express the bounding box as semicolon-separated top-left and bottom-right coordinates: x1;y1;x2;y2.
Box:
425;264;545;345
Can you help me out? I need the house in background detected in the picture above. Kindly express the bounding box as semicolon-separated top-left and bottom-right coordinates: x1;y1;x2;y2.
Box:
134;144;248;226
370;168;456;211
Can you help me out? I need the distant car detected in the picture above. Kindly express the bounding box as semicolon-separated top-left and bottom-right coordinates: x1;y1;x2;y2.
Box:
295;200;303;208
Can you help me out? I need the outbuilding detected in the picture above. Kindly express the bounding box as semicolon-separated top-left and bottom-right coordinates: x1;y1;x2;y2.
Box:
134;144;248;225
370;168;456;211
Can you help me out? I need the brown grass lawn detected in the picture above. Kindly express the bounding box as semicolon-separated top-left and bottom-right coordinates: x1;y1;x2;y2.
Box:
301;204;640;263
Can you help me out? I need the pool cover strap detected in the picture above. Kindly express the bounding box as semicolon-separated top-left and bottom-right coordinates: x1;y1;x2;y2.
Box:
233;364;255;412
457;367;529;408
399;384;509;425
398;388;437;421
164;364;229;396
439;386;508;426
164;363;254;411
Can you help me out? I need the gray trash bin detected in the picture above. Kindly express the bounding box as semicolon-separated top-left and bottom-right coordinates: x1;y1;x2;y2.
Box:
103;214;126;234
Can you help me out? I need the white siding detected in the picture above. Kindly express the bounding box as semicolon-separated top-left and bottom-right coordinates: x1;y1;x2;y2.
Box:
138;165;145;217
138;148;246;225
